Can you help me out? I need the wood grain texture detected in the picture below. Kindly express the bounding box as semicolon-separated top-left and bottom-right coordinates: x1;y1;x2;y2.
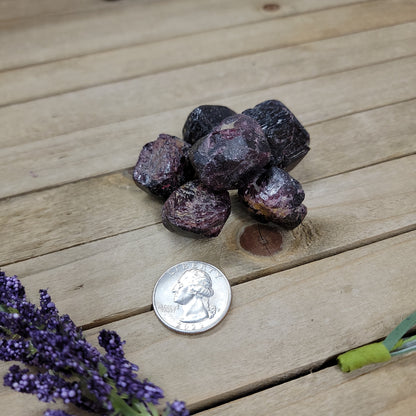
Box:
2;10;415;107
2;56;416;199
0;0;369;22
196;355;416;416
1;99;415;265
2;230;415;414
3;155;415;327
1;1;415;414
0;0;136;21
0;0;374;71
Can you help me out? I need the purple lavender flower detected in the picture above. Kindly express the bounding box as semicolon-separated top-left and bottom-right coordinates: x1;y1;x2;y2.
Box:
98;329;125;359
0;271;188;416
0;338;31;362
44;410;73;416
164;401;190;416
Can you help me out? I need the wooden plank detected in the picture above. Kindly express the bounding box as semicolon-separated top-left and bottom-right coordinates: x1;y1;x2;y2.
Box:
1;230;415;414
196;355;416;415
1;99;415;265
3;155;415;327
0;0;377;71
1;56;416;199
0;0;135;21
0;0;368;22
292;99;416;183
377;396;416;416
2;11;414;107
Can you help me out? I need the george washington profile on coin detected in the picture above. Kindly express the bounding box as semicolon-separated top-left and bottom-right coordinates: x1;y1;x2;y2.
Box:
172;269;216;323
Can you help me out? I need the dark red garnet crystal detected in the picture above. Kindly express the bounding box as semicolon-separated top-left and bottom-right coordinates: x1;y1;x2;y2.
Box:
162;180;231;238
189;114;271;190
133;99;310;238
239;166;307;229
182;105;236;145
133;134;193;199
243;100;310;171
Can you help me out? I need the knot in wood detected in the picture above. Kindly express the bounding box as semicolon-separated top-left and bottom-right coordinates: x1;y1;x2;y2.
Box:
239;224;282;256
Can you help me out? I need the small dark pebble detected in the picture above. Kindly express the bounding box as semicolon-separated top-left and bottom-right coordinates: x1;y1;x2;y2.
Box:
243;99;310;171
162;180;231;238
190;114;271;190
239;166;307;229
182;105;236;145
132;134;194;199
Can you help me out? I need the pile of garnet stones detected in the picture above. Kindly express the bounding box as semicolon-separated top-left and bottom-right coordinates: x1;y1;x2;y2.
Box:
132;100;310;238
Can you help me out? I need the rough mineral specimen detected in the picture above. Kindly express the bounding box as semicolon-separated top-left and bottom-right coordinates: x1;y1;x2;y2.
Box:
239;166;307;229
189;114;271;190
133;134;193;199
162;180;231;238
243;100;310;171
182;105;236;145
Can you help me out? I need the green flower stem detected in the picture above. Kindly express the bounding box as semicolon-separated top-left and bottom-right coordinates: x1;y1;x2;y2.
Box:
338;310;416;372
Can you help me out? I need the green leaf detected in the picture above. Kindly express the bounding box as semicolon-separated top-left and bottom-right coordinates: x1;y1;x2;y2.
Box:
132;401;157;416
110;390;146;416
0;304;10;313
147;403;160;416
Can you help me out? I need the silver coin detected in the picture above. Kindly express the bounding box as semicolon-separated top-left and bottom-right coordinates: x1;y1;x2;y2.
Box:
153;261;232;334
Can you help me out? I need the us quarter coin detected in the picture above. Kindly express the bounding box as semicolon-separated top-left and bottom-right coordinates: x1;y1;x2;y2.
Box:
153;261;232;334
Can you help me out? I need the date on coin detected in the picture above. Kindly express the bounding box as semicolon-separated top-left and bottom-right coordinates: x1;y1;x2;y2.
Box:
153;261;232;334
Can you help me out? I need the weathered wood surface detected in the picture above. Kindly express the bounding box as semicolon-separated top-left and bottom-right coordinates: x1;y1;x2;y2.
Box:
0;0;369;22
0;0;390;70
0;0;415;415
1;232;415;414
2;6;415;107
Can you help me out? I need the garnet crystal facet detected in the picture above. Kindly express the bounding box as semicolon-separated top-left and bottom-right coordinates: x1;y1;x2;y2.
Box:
189;114;271;190
162;180;231;238
243;100;310;171
182;105;236;145
239;166;307;229
133;134;194;199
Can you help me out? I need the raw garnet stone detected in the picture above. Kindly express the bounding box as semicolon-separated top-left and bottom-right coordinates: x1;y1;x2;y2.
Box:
162;180;231;238
189;114;271;190
243;100;310;171
239;166;307;229
132;134;193;199
182;105;236;145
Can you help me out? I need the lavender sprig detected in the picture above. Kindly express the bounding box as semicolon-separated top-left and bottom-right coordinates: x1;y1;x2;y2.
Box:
0;271;189;416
